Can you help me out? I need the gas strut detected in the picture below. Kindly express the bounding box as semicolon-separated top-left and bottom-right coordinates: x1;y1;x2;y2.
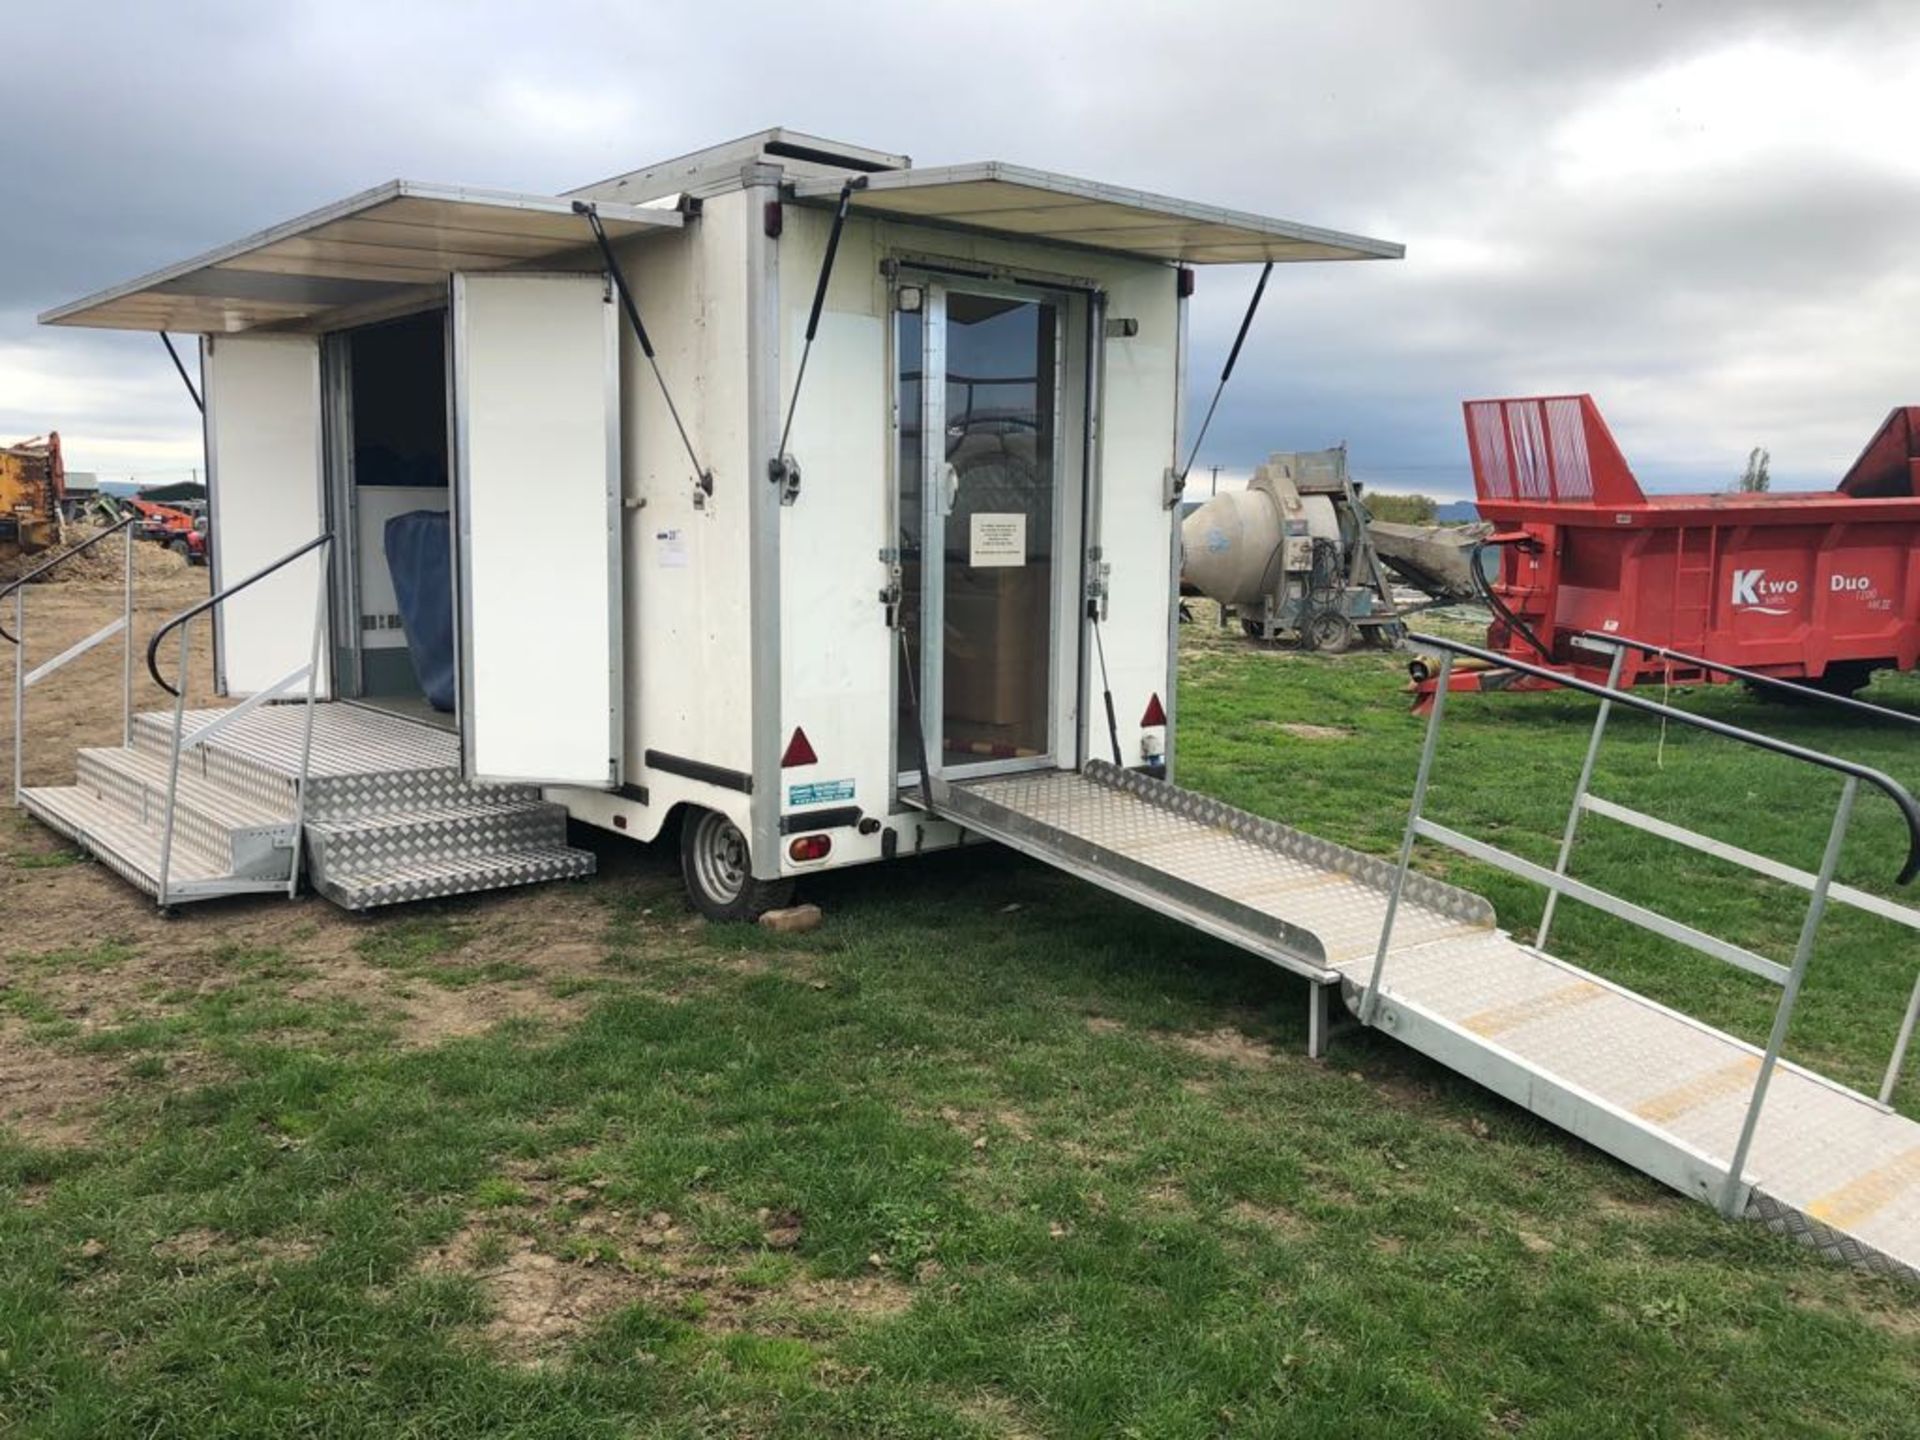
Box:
572;200;713;497
770;177;866;505
1170;260;1273;504
160;332;203;414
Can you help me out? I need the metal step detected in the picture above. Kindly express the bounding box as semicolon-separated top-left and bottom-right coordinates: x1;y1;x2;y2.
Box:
18;784;285;901
311;843;596;911
75;746;293;880
130;706;540;820
924;759;1920;1283
305;799;570;880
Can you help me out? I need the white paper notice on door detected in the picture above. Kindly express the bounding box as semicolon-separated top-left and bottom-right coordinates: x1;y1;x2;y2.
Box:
969;512;1027;568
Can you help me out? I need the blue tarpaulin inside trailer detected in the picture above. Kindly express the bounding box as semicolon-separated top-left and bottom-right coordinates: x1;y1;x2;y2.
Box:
383;510;456;712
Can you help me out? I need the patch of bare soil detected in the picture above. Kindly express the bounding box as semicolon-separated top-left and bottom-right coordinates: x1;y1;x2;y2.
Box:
426;1164;913;1363
1230;1198;1310;1239
0;1020;113;1144
1273;723;1354;741
1167;1027;1279;1069
149;1226;316;1279
1082;1016;1125;1035
959;1391;1045;1440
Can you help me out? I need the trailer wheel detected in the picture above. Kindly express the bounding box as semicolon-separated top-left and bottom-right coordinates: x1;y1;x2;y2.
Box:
1305;611;1357;654
680;808;792;923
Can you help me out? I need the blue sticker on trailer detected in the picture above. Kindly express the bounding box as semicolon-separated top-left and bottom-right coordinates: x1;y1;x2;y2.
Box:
788;779;855;806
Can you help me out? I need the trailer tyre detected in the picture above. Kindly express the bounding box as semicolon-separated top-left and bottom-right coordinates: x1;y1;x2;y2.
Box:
1305;611;1357;655
680;808;793;923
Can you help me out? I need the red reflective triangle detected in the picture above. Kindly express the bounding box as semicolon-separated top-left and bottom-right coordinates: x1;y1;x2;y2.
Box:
781;727;818;767
1140;693;1167;727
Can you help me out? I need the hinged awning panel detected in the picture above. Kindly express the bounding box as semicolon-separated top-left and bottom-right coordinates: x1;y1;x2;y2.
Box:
790;162;1401;264
40;182;680;334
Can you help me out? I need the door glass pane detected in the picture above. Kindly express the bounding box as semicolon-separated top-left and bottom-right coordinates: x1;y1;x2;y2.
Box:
941;293;1056;764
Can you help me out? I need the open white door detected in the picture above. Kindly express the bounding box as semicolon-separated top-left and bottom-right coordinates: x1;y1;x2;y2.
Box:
453;271;620;787
202;333;330;698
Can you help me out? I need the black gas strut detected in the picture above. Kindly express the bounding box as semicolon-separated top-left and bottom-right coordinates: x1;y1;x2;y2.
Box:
572;200;712;496
770;177;866;503
1172;260;1273;501
160;332;204;413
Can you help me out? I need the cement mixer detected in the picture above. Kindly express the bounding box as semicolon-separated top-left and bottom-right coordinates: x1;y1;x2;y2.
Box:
1180;448;1403;651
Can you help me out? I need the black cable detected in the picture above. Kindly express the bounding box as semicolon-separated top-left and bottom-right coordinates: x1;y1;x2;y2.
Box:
160;333;203;414
776;178;863;465
572;201;711;493
1173;261;1273;496
1471;536;1553;661
1090;607;1124;766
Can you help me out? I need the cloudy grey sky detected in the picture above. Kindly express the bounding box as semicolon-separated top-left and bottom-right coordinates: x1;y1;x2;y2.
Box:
5;0;1915;499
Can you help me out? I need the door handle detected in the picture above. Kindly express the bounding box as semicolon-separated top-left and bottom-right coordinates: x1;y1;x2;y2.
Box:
940;463;960;516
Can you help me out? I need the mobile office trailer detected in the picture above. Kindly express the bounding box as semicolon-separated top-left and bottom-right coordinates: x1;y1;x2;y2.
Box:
26;133;1920;1283
27;128;1402;917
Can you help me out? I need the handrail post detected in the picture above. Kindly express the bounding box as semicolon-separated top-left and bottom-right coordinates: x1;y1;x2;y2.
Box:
1538;644;1627;951
1719;775;1858;1216
10;587;22;804
1881;972;1920;1107
122;521;135;747
1362;650;1454;1025
157;624;192;911
286;541;330;900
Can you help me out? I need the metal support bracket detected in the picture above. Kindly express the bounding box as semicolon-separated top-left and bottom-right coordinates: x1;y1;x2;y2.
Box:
768;454;801;506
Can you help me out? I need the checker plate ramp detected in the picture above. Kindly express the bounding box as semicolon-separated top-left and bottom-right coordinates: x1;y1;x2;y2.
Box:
928;761;1920;1283
22;702;594;910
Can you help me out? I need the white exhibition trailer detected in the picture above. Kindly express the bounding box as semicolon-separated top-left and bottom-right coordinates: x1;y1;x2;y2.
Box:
24;129;1920;1284
33;128;1402;917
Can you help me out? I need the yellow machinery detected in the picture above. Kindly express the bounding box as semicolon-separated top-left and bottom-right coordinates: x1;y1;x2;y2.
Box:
0;432;64;553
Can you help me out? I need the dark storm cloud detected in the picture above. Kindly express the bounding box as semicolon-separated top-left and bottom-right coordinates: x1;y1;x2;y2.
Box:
3;0;1913;493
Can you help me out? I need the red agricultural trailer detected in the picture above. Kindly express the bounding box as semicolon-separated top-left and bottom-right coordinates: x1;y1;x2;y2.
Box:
1412;396;1920;708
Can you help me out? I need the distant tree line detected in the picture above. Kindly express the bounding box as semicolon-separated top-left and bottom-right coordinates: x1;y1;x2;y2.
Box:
1363;492;1438;524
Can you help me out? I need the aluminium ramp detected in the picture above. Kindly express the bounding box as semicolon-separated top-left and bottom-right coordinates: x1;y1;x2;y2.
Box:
925;761;1920;1281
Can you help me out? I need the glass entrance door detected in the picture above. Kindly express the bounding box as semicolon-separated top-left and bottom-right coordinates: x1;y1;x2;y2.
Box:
896;282;1067;779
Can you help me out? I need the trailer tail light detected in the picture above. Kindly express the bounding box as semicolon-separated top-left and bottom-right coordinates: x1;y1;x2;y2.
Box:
788;834;831;862
781;727;818;767
1140;693;1167;727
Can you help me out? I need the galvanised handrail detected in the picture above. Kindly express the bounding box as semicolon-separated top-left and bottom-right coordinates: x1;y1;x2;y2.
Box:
151;532;331;908
1413;632;1920;886
147;532;332;696
9;516;139;803
1570;629;1920;731
0;513;138;645
1366;630;1918;1219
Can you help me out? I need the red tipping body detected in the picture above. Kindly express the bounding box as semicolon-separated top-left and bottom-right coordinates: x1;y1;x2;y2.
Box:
1428;396;1920;703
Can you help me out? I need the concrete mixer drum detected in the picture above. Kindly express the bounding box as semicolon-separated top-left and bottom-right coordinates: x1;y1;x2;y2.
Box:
1179;446;1401;650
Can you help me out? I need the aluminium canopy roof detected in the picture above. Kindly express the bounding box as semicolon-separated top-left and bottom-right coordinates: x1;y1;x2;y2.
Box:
789;162;1402;264
40;181;680;334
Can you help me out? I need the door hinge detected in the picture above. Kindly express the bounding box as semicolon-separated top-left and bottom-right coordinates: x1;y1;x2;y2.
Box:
769;455;801;506
1163;466;1186;510
1085;553;1111;621
879;553;903;628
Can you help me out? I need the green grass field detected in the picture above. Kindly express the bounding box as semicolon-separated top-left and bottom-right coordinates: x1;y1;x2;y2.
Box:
3;627;1917;1437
